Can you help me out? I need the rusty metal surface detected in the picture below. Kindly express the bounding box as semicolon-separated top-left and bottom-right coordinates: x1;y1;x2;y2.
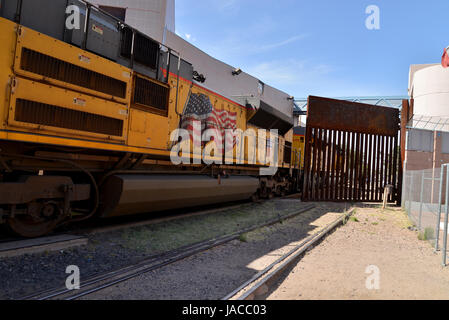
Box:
0;176;90;204
306;96;400;136
400;99;413;167
99;175;260;217
302;96;401;203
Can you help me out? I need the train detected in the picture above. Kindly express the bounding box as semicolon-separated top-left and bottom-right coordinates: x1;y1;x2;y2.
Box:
0;0;306;237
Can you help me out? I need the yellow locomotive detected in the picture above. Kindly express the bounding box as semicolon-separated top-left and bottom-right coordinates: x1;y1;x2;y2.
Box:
0;0;301;237
292;127;306;170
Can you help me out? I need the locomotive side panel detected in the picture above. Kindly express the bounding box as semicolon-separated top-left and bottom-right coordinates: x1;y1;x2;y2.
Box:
293;128;306;170
0;18;17;133
14;24;133;104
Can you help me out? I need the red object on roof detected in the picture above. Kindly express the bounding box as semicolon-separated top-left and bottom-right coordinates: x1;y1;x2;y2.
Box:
442;47;449;68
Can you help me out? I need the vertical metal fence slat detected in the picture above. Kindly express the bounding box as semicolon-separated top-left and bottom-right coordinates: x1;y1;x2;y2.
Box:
379;135;385;202
418;171;425;230
367;134;372;201
335;131;341;201
303;126;313;200
349;131;355;201
371;135;377;201
338;131;345;201
320;129;327;201
311;128;318;200
325;129;333;201
408;172;413;214
436;165;445;252
443;166;449;266
316;128;322;201
354;132;361;201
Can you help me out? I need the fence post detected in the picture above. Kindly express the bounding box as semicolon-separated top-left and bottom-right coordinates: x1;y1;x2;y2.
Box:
418;171;425;230
401;171;406;208
443;166;449;266
408;172;413;216
436;165;445;252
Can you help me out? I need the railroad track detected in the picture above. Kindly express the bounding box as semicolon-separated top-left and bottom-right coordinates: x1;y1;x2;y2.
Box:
81;192;300;235
3;194;302;242
2;195;302;258
19;203;315;300
223;208;355;300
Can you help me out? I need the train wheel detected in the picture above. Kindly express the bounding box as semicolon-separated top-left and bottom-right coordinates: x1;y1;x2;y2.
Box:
7;202;64;238
8;216;59;238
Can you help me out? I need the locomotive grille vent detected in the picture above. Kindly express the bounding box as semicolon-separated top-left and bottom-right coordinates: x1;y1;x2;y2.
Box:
133;76;169;113
120;28;159;70
20;48;127;99
15;99;124;137
133;33;159;70
284;141;292;164
120;27;133;59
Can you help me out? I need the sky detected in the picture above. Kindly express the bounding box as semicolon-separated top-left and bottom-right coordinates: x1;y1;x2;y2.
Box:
175;0;449;99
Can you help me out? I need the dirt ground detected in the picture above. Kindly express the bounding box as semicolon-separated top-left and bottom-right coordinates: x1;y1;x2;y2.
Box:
267;204;449;300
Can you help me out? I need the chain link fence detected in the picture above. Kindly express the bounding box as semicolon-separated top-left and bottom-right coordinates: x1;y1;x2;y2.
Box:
402;166;449;265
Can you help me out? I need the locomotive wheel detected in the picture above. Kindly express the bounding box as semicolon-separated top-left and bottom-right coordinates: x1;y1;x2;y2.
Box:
7;216;59;238
7;202;64;238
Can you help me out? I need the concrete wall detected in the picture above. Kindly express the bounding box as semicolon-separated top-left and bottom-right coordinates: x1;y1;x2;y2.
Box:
92;0;175;43
165;31;294;118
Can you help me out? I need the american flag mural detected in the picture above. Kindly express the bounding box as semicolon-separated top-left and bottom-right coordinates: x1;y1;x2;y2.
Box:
180;93;238;153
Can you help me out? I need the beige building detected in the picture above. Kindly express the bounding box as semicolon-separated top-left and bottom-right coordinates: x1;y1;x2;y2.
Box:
92;0;175;43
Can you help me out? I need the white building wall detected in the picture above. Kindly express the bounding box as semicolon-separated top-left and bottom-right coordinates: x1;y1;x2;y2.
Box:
165;31;293;117
410;64;449;117
92;0;174;43
164;0;175;33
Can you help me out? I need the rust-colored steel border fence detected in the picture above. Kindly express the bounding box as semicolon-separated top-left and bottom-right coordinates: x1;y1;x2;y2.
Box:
302;96;401;203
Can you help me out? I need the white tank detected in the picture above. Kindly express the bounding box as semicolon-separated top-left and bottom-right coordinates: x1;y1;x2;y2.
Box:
412;65;449;117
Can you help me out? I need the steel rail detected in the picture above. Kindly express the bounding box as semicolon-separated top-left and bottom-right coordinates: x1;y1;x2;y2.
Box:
223;208;355;300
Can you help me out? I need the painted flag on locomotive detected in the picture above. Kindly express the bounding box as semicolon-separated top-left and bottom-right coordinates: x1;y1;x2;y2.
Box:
180;93;237;152
442;46;449;68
